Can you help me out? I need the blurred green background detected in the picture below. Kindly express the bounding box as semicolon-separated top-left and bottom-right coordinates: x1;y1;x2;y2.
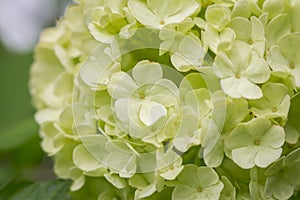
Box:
0;1;71;198
0;42;53;199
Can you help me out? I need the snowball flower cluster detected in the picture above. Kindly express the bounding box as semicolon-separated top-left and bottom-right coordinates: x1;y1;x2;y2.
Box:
30;0;300;199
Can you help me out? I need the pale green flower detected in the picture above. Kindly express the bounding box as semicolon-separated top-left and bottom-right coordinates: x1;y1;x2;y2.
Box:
231;0;261;18
214;41;270;99
201;97;249;167
30;5;97;109
249;167;271;200
225;118;285;169
30;40;69;108
128;0;200;28
267;33;300;87
229;16;265;57
107;60;180;145
156;149;184;180
88;0;138;43
264;148;300;200
202;26;236;53
205;4;231;31
267;71;295;96
29;0;300;198
159;28;207;72
170;72;214;152
166;32;206;72
40;121;66;156
54;141;85;191
73;144;107;174
38;104;93;156
129;171;164;199
201;2;235;54
249;83;290;119
79;41;121;89
172;165;224;200
103;173;127;189
80;135;138;178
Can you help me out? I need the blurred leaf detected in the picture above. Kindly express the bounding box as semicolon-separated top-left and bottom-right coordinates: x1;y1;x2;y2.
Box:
0;116;38;152
289;93;300;128
284;93;300;145
0;44;35;127
0;177;31;200
11;179;71;200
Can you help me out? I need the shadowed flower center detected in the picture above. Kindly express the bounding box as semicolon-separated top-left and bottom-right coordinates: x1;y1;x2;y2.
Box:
139;93;145;99
160;20;165;25
197;186;203;192
290;63;295;69
254;139;260;145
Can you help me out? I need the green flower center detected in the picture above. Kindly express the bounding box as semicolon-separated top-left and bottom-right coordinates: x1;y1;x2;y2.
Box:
272;107;277;112
254;139;260;145
160;20;165;25
197;187;203;193
248;39;253;44
139;93;145;99
235;73;241;79
290;63;295;69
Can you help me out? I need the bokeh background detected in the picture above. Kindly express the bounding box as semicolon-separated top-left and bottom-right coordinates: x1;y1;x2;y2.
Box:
0;0;71;198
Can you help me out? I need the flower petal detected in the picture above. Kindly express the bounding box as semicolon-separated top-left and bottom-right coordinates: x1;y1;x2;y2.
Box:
139;101;167;126
238;78;262;99
73;144;102;171
220;77;241;98
132;61;163;85
243;57;270;83
254;147;282;168
231;146;257;169
261;125;285;149
107;72;137;99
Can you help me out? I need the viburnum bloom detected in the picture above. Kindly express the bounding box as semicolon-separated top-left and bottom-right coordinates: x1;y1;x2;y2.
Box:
29;0;300;199
267;33;300;87
106;60;181;145
128;0;199;29
225;118;285;169
172;165;224;200
214;41;270;99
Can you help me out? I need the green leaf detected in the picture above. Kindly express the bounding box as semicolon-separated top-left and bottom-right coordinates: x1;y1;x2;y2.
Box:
0;116;38;152
12;179;71;200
